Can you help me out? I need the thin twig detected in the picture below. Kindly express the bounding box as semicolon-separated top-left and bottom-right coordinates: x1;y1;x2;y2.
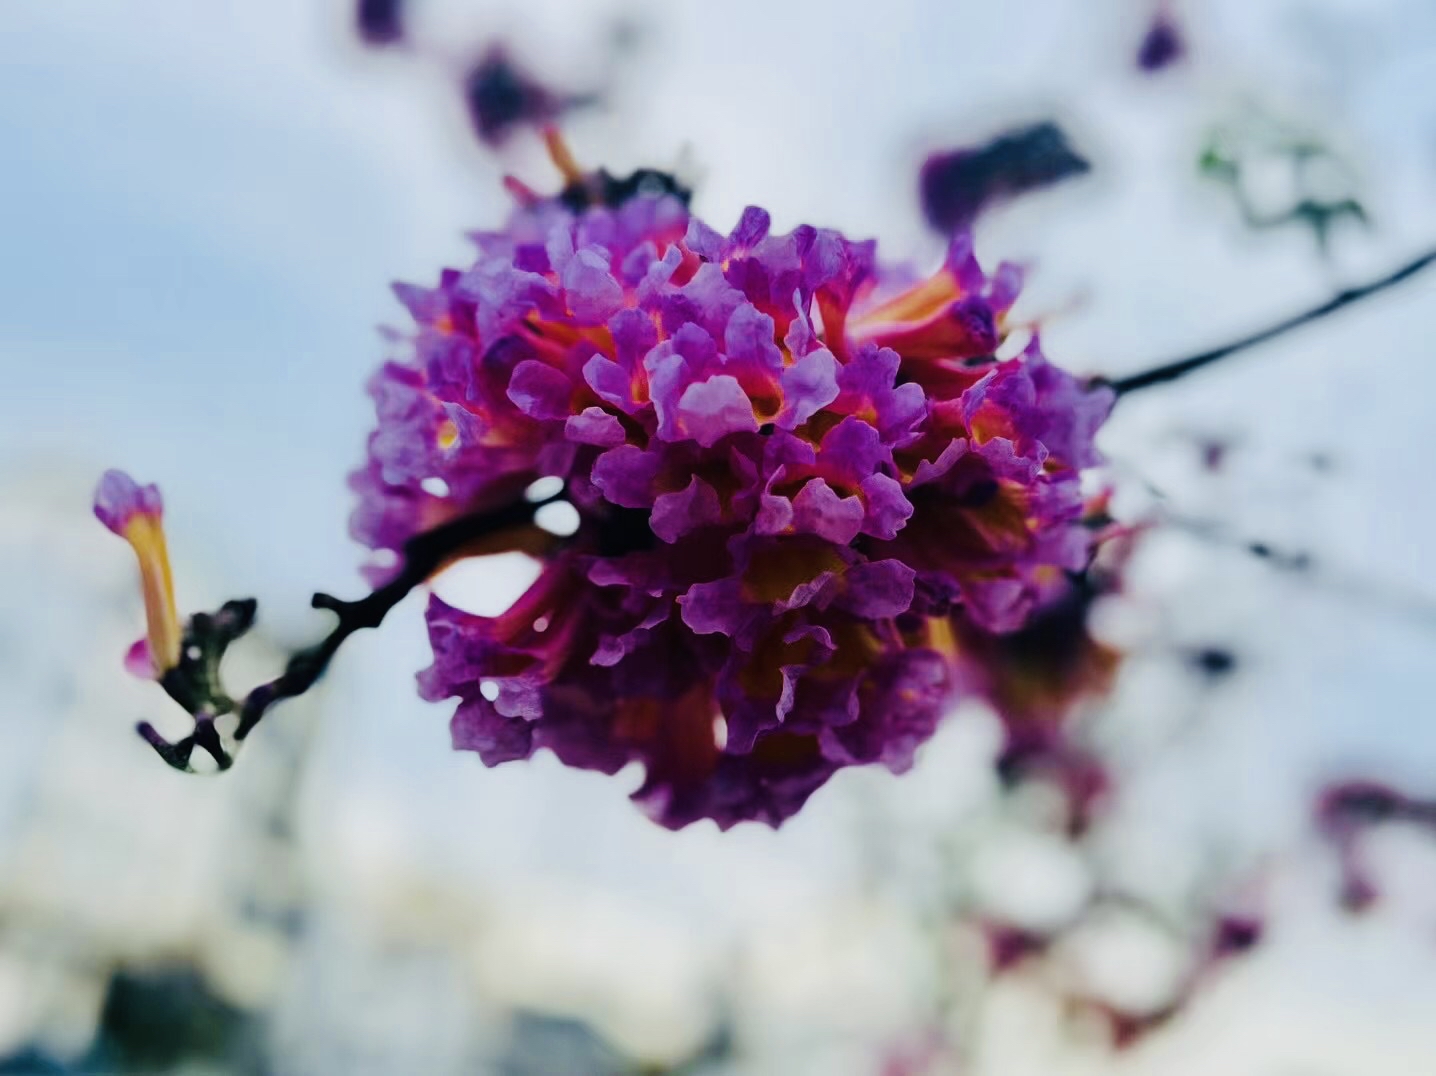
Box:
1109;247;1436;396
1163;512;1436;631
140;491;560;771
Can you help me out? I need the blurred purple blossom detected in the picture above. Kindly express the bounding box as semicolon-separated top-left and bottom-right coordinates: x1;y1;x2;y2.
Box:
463;47;577;147
1136;9;1186;73
920;122;1090;234
356;0;405;47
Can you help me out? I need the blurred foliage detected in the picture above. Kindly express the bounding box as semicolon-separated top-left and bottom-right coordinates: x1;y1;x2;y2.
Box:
1199;107;1369;255
85;968;265;1075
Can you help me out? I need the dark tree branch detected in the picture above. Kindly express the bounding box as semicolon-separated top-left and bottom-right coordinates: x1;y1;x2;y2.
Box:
139;491;561;772
1108;247;1436;396
1163;512;1436;631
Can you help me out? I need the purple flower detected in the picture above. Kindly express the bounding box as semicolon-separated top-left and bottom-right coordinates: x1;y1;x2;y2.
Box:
356;0;404;47
920;122;1090;234
353;139;1117;828
92;470;181;677
93;468;164;536
463;47;570;148
1136;10;1186;73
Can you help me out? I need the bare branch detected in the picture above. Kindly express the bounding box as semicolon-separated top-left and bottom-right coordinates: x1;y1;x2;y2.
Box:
1108;247;1436;396
139;491;562;771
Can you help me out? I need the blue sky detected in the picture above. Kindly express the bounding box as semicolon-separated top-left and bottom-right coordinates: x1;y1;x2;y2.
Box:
5;0;1436;1069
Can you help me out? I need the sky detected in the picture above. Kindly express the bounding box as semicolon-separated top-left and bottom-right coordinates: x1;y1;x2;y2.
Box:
3;0;1436;1072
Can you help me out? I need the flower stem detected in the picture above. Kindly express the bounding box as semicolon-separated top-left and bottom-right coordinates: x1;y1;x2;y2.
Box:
1108;247;1436;396
140;491;562;771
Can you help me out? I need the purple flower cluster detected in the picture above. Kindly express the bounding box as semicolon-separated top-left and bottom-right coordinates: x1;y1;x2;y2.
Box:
352;167;1115;828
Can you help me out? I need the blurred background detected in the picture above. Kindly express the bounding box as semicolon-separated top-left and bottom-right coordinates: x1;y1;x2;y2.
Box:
3;0;1436;1072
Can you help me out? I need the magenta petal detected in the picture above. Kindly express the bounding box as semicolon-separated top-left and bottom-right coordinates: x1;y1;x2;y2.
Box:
645;349;691;440
944;231;984;292
832;345;927;442
763;428;818;471
819;415;889;481
784;296;817;356
637;245;683;308
1024;350;1114;469
790;478;864;545
587;555;655;590
820;650;950;771
469;266;561;341
755;491;796;535
974;436;1040;482
723;304;784;373
730;206;772;250
684;217;725;261
678;263;746;339
124;637;156;679
676;375;759;447
591;444;662;507
774;568;840;614
988;261;1024;314
562;248;625;324
778;347;840;429
451;697;535;764
608;307;659;368
440;401;486;449
839;559;917;618
911;437;968;486
859;473;913;539
945;296;999;354
544;224;575;276
507;360;573;420
651;476;723;543
837;344;901;402
679;577;745;635
591;606;670;667
882;382;928;440
418;595;491;701
583;354;638;413
961;576;1029;632
493;675;544;720
565;406;626;446
592;624;649;667
646;323;721;439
